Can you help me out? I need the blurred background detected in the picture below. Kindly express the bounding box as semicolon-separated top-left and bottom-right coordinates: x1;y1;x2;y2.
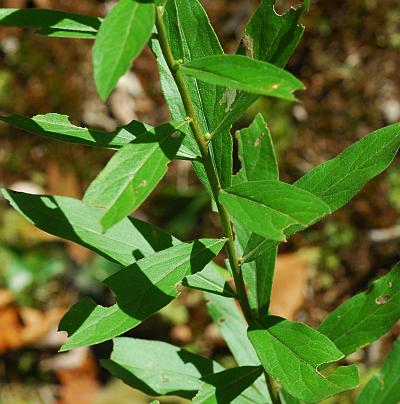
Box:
0;0;399;403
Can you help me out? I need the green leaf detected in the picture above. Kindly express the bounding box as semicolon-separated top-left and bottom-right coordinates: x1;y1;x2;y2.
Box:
193;366;263;404
248;316;359;402
93;0;155;100
36;28;97;39
0;8;101;37
205;293;271;401
233;113;278;185
231;113;279;315
183;262;236;298
318;264;400;356
295;123;400;211
237;0;306;66
59;238;225;351
101;337;223;399
83;126;184;231
220;180;330;242
1;190;178;267
233;220;278;317
0;113;195;160
212;0;306;137
158;0;232;194
356;337;400;404
242;234;274;264
180;55;304;101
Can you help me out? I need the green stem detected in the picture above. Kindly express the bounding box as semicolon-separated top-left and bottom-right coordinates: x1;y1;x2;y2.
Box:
155;6;253;324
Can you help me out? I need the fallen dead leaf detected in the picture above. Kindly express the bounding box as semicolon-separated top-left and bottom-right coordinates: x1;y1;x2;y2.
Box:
269;252;308;320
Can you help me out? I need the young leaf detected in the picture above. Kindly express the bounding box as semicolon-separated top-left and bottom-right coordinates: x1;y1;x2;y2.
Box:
1;190;178;267
248;316;360;402
318;263;400;356
101;337;223;399
232;113;278;185
220;180;330;242
193;366;263;404
0;113;195;160
180;55;304;101
356;337;400;404
213;0;306;137
295;123;400;211
83;126;184;231
0;8;100;37
59;238;225;351
93;0;155;100
183;262;236;298
205;293;271;401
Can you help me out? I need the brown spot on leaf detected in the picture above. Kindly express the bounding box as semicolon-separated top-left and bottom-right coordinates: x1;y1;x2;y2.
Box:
375;295;391;305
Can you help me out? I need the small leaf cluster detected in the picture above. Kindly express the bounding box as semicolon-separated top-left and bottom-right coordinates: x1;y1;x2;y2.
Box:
1;1;399;403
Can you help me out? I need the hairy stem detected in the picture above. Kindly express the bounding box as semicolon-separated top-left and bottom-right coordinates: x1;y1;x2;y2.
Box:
155;6;253;324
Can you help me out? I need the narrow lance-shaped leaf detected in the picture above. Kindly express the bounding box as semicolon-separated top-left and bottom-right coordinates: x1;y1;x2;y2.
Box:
59;238;225;351
83;124;184;231
220;180;330;242
356;337;400;404
318;263;400;356
0;8;100;38
101;337;223;399
295;123;400;211
1;190;178;267
93;0;155;100
180;55;304;101
193;366;264;404
205;293;271;401
248;316;359;402
213;0;307;137
0;113;195;160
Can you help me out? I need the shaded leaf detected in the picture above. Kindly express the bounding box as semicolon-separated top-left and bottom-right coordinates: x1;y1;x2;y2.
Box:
231;114;279;315
36;28;97;39
319;263;400;356
60;239;225;351
356;337;400;404
0;113;194;160
242;234;275;264
183;262;235;298
193;366;263;404
205;293;270;401
0;8;100;37
93;0;155;100
181;55;304;101
101;337;223;399
220;180;330;242
213;1;306;136
1;190;178;267
248;316;359;402
295;123;400;211
233;113;278;185
83;126;184;230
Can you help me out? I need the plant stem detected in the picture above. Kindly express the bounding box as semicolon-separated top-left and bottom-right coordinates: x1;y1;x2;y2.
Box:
265;372;282;404
155;6;253;324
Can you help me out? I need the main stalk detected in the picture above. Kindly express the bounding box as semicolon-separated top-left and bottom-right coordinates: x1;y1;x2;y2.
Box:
155;6;253;324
